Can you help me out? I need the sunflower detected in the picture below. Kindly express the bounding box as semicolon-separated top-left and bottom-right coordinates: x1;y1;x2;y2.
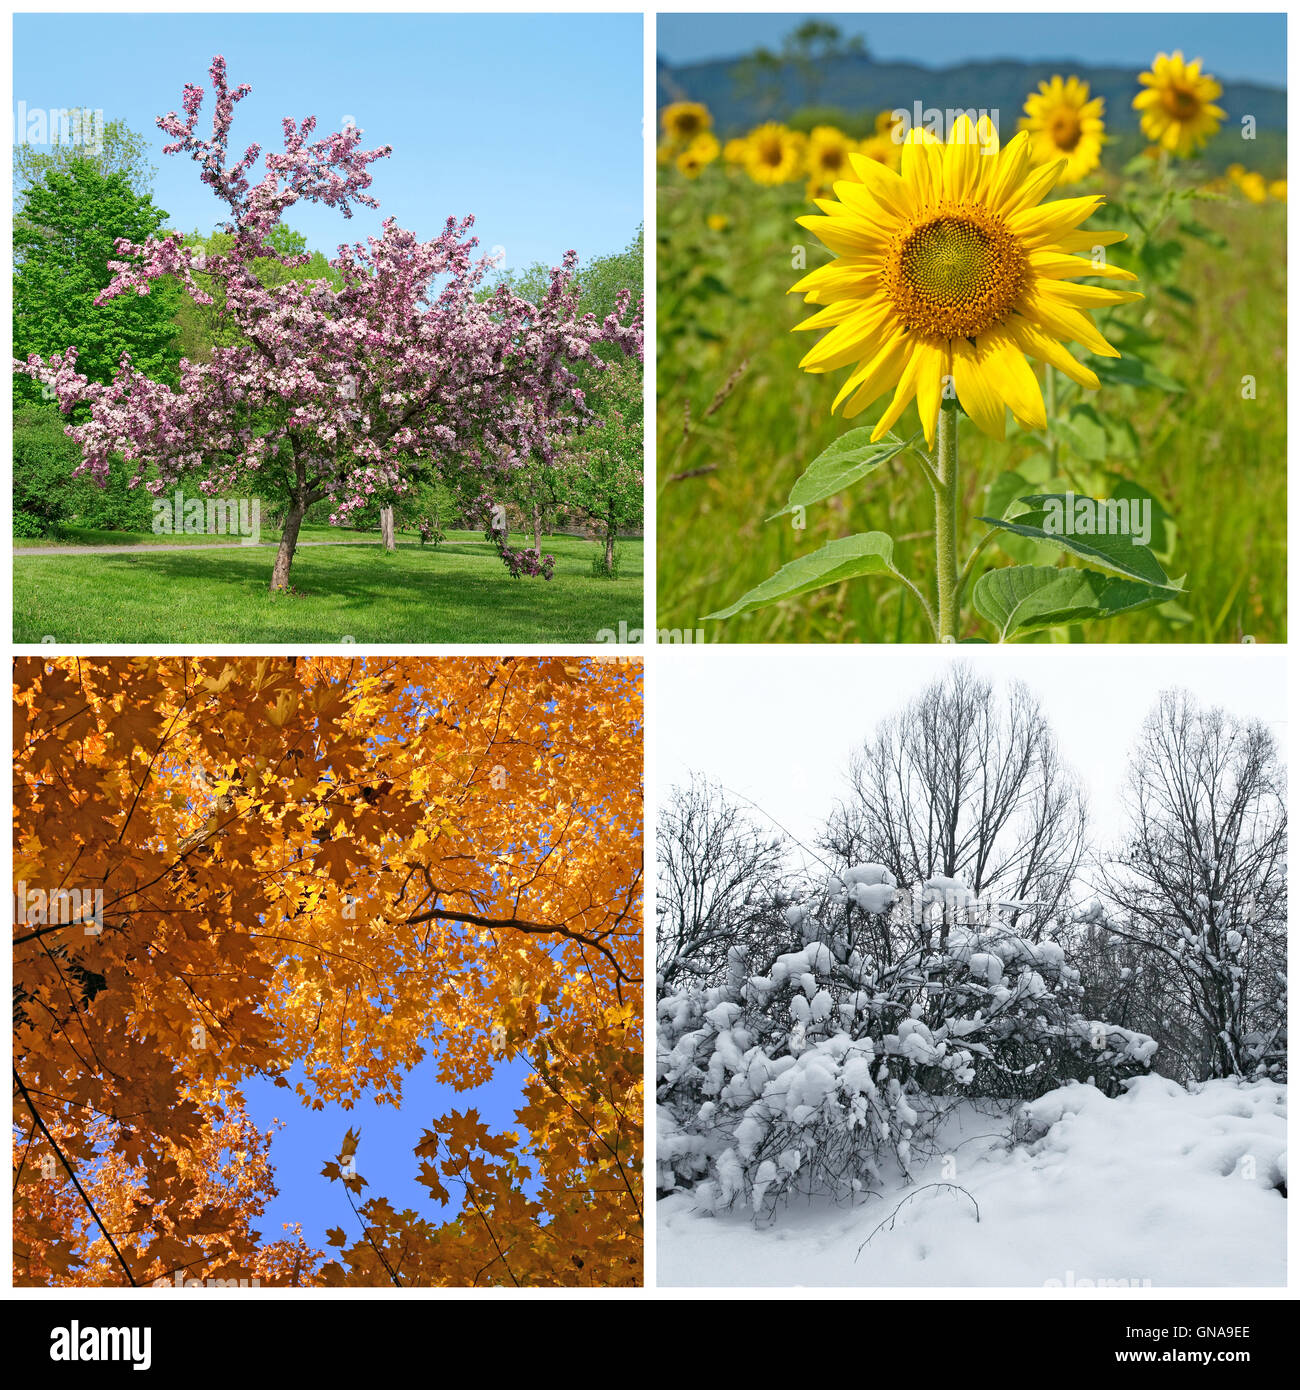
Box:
744;124;806;185
791;116;1142;446
1020;75;1105;183
855;131;903;173
805;126;858;197
1270;179;1287;202
1133;52;1225;157
875;109;905;138
676;133;720;179
661;101;712;147
1236;170;1269;204
723;137;750;165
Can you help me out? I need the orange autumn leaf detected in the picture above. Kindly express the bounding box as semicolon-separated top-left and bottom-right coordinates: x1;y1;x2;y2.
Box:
14;656;643;1288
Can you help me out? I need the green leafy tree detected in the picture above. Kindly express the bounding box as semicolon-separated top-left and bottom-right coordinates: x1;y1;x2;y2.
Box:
13;158;181;401
556;355;644;576
13;111;156;207
13;402;81;536
13;401;153;538
499;228;643;361
733;23;869;119
174;223;342;363
488;231;644;552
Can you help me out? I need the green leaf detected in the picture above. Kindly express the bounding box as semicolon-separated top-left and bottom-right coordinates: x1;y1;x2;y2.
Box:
1093;354;1184;394
1103;473;1176;558
1049;403;1109;463
976;493;1180;588
973;565;1175;640
1160;284;1196;309
704;532;902;620
768;429;907;518
1175;216;1228;249
984;470;1031;522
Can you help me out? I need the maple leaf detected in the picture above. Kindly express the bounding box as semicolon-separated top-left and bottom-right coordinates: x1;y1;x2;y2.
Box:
13;655;643;1288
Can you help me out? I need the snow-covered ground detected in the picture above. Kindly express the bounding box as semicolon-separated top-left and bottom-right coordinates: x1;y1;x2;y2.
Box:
659;1076;1286;1287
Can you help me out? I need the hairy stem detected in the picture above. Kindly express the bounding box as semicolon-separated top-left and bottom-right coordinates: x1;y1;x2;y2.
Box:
933;405;960;641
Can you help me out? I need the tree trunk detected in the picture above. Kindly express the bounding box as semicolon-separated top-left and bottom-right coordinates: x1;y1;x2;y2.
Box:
271;497;307;592
531;502;541;554
380;506;396;552
604;524;616;576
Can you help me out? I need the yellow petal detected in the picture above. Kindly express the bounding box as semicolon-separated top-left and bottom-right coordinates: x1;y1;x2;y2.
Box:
910;338;950;448
870;338;928;440
983;132;1033;213
837;327;909;417
979;329;1046;431
1023;291;1122;357
901;129;942;210
1029;251;1139;282
799;299;894;372
1004;316;1100;390
1006;195;1105;246
998;155;1066;216
842;154;915;222
943;114;982;202
796;213;890;258
951;337;1006;440
1036;280;1143;308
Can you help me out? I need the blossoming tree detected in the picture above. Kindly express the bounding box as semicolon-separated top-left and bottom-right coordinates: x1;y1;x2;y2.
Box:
14;56;643;593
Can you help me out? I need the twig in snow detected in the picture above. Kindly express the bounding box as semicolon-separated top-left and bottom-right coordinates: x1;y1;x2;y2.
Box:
853;1182;980;1262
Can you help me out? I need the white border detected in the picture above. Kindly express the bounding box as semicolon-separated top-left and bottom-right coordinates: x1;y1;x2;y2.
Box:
2;0;1295;1304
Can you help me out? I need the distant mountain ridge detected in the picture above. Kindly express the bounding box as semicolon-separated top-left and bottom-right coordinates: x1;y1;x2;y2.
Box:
656;51;1287;137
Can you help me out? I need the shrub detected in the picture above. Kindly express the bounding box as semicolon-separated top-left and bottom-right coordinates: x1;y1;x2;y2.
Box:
658;868;1157;1213
13;402;79;534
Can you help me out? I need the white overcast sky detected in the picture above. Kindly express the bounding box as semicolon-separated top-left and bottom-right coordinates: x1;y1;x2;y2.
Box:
655;646;1287;851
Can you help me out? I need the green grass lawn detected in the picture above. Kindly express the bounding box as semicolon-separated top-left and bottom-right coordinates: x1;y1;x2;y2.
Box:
13;522;368;549
657;179;1286;644
14;532;643;643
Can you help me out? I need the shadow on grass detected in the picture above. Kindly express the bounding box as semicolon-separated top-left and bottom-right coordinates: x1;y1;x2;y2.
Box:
14;539;644;644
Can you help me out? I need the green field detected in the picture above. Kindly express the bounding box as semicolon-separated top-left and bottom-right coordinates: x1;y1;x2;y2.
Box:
14;530;643;643
13;523;367;549
657;181;1286;644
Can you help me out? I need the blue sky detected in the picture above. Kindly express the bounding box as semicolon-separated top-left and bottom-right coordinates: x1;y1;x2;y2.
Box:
14;12;643;273
243;1054;534;1256
657;12;1287;87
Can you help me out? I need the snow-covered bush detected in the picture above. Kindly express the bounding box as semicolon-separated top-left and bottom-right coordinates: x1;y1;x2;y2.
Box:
657;868;1156;1213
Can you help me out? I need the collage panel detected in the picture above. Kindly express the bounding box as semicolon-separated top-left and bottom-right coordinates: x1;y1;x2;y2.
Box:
656;644;1286;1289
656;12;1285;645
13;11;644;645
13;655;643;1288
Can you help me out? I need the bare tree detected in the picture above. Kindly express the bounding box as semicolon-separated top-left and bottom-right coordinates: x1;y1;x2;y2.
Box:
822;666;1087;939
657;775;789;992
1096;691;1286;1081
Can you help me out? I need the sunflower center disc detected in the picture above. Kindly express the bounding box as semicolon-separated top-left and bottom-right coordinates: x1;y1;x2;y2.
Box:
888;210;1028;338
1049;111;1083;151
758;139;783;167
1162;86;1202;120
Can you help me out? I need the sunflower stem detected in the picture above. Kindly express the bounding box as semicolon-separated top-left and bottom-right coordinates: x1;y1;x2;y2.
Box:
908;442;942;494
956;529;997;604
934;403;960;642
